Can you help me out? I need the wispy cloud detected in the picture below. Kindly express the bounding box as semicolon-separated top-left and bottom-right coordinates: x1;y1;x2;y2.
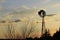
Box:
51;3;60;8
46;3;60;9
4;5;38;20
42;0;51;3
0;0;6;3
0;6;3;11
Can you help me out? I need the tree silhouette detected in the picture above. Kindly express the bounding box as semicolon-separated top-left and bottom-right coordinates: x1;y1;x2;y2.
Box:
53;28;60;40
20;21;38;39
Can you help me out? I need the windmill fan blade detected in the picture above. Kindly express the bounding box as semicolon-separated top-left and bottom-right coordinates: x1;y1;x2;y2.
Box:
46;14;56;16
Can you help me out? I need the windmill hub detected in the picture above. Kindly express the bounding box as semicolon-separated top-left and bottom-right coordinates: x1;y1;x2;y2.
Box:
38;10;46;17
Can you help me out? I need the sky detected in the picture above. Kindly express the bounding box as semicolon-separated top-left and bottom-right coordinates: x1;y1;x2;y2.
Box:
0;0;60;15
0;0;60;38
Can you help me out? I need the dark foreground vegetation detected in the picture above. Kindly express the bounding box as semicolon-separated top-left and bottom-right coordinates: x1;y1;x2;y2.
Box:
4;28;60;40
25;28;60;40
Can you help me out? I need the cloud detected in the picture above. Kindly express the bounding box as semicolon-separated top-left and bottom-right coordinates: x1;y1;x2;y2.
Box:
0;0;6;3
4;5;38;21
42;0;51;3
0;6;3;11
21;5;30;9
51;3;60;8
13;5;30;11
46;3;60;9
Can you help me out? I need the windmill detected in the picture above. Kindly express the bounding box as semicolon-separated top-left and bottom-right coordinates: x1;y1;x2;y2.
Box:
38;10;46;35
38;10;56;35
